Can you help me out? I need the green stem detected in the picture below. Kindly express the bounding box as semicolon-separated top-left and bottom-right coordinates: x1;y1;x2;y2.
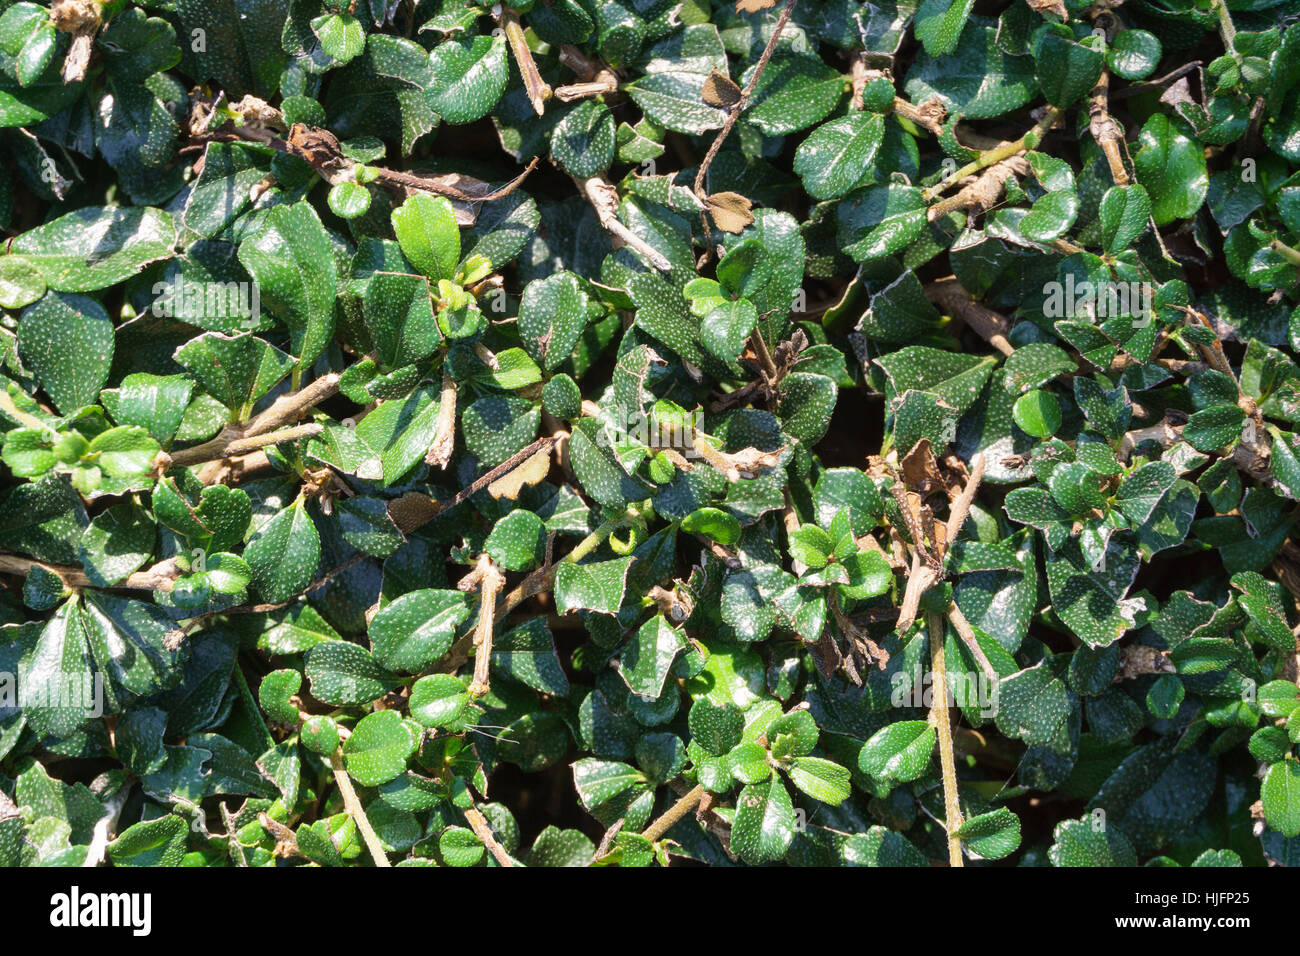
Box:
0;390;53;432
1211;0;1238;58
1270;239;1300;267
922;107;1061;203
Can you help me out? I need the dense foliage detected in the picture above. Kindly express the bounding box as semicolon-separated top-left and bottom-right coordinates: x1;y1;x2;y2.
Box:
0;0;1299;869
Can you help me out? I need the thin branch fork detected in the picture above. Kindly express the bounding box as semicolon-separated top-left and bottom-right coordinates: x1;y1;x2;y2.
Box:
162;372;341;472
924;277;1014;357
460;554;506;699
575;174;674;272
921;107;1062;203
192;119;540;203
928;156;1030;222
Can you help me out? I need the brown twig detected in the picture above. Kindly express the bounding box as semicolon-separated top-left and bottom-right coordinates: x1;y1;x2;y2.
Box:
922;107;1061;203
693;0;797;233
0;554;182;592
575;174;673;272
389;436;556;533
461;555;506;698
928;157;1029;222
425;372;458;468
328;752;391;867
927;609;965;867
499;8;550;116
642;784;705;843
924;277;1014;357
1088;71;1130;186
464;806;516;867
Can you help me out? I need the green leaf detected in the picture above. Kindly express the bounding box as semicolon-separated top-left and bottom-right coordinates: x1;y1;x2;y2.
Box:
1098;185;1152;256
154;480;251;554
364;271;440;368
369;589;470;672
1107;29;1161;81
1033;28;1104;108
552;100;616;178
555;557;634;616
858;720;935;784
244;499;320;604
109;815;188;867
1261;761;1300;837
837;185;927;261
744;54;844;136
344;710;417;787
525;827;595;867
904;22;1037;120
0;254;46;309
305;641;402;707
18;293;114;414
425;35;508;125
408;674;473;731
312;13;365;65
1021;190;1079;244
1046;538;1144;647
174;332;295;416
617;614;686;698
518;271;589;372
1133;114;1208;226
955;808;1021;860
237;202;337;367
793;112;885;201
87;426;160;481
100;373;193;447
1048;817;1136;866
12;206;175;292
391;194;460;283
1184;404;1245;452
701;298;758;365
78;502;154;588
1012;389;1061;438
689;698;744;756
492;619;569;697
731;776;796;863
915;0;976;58
788;525;835;569
681;507;741;546
486;511;545;572
624;72;726;135
788;756;852;806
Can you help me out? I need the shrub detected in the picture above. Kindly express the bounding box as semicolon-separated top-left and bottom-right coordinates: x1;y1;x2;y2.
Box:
0;0;1298;869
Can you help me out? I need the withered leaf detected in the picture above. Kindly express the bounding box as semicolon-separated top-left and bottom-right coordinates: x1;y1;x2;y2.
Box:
705;191;755;234
702;70;743;109
488;445;552;500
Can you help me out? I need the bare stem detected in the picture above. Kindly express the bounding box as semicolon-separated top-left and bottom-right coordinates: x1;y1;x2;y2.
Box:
927;611;964;867
500;8;551;116
329;752;391;867
642;784;705;843
464;806;516;867
925;277;1014;357
0;554;181;592
693;0;797;205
